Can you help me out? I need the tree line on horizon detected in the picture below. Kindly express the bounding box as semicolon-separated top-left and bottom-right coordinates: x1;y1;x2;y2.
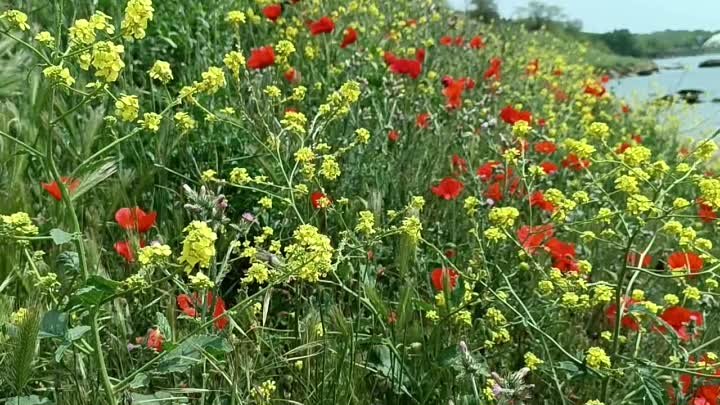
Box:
466;0;717;58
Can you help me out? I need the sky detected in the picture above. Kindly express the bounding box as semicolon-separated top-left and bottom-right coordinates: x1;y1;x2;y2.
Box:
447;0;720;33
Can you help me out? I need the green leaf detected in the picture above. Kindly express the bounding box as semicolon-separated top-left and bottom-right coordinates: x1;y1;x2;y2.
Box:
65;325;90;341
70;275;120;307
56;252;79;274
49;228;73;245
131;392;187;404
39;310;68;338
1;395;53;405
154;335;232;374
155;312;173;342
129;373;149;389
638;367;664;405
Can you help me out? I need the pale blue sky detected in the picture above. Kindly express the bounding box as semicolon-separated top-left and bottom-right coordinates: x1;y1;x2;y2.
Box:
447;0;720;33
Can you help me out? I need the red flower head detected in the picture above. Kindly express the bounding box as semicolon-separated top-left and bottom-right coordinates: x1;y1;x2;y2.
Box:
383;51;397;65
442;77;470;110
431;177;464;200
698;199;718;223
667;252;704;273
517;224;554;254
416;112;430;128
606;298;640;331
469;35;485;49
41;177;80;201
390;58;422;79
545;238;577;273
622;103;631;114
500;105;532;125
311;192;331;209
526;59;540;76
584;81;607;98
146;328;164;352
309;16;335;35
388;130;400;142
601;74;611;84
177;292;229;330
534;141;557;155
440;35;453;46
659;306;704;341
562;153;591;171
485;181;503;202
340;27;358;48
415;48;426;63
626;251;652;268
452;154;468;173
431;268;459;291
262;4;283;22
530;191;555;213
284;67;300;83
540;161;559;175
247;46;276;70
114;240;146;263
115;207;157;233
454;36;464;46
476;161;502;182
483;57;502;81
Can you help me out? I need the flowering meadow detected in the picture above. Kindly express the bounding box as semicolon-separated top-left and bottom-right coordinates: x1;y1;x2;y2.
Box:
1;0;720;404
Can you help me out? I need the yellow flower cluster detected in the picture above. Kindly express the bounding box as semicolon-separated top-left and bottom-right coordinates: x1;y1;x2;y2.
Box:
1;9;30;31
43;65;75;87
115;94;140;122
86;41;126;82
488;207;519;228
355;211;376;236
138;244;171;268
179;221;217;271
197;66;226;94
319;81;362;118
149;60;173;83
281;111;308;135
586;347;611;369
121;0;154;40
139;112;162;132
1;212;39;239
284;224;334;282
188;270;215;289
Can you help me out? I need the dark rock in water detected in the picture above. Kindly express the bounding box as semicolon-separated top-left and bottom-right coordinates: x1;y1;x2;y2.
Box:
636;66;659;76
713;98;720;103
699;59;720;68
677;89;704;104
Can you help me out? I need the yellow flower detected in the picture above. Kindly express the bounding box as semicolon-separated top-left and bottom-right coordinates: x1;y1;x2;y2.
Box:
138;112;162;132
281;111;307;136
243;262;272;285
284;224;334;282
683;286;702;302
320;156;341;180
586;347;611;369
201;169;217;182
698;178;720;209
488;207;519;228
35;31;55;46
229;168;251;184
121;0;154;40
91;41;126;82
43;65;75;87
197;66;226;94
226;10;247;26
179;221;217;271
1;212;39;238
258;196;273;209
138;244;171;268
484;227;507;242
524;352;544;370
587;121;610;140
425;310;439;322
355;211;376;235
464;196;480;216
664;294;680;306
114;95;140;122
188;270;215;289
223;51;246;77
1;9;30;31
355;128;371;144
694;140;718;161
149;60;173;83
453;310;473;327
626;194;655;216
622;145;652;167
174;112;197;134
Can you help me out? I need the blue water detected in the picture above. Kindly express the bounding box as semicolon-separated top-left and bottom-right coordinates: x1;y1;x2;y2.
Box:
611;53;720;139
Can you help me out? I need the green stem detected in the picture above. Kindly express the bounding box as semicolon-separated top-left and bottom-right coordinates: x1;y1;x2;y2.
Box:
91;309;117;405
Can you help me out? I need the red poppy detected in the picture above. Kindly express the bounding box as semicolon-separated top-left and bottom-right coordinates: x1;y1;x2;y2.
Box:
534;141;557;155
114;240;146;262
431;177;464;200
444;249;456;259
41;177;80;201
483;57;502;81
616;142;632;154
247;46;276;70
389;58;422;79
692;385;720;405
309;16;334;35
431;268;459;291
584;81;607;98
442;77;469;109
659;306;704;341
606;298;640;331
416;113;430;128
540;161;559;175
177;292;229;330
383;51;397;65
115;207;157;233
262;4;283;21
552;68;564;76
146;328;164;352
499;105;532;125
476;161;502;182
452;154;468;173
485;181;503;202
562;153;591;171
545;238;577;273
388;130;400;142
469;35;485;49
517;224;554;254
622;104;631;114
340;27;358;48
311;192;330;209
667;252;703;273
440;35;453;46
454;36;464;46
626;251;652;268
698;199;717;223
526;59;539;76
415;48;426;63
405;19;417;28
601;75;611;83
530;191;555;213
284;67;300;83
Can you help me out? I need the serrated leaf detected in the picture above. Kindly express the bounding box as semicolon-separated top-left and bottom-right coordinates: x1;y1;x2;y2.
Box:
1;395;52;405
40;310;68;338
49;228;73;245
154;335;232;374
56;252;79;274
638;367;664;405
